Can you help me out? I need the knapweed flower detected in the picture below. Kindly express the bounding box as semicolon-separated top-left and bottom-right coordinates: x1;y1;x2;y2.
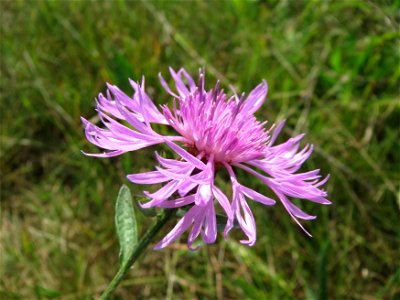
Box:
81;68;330;250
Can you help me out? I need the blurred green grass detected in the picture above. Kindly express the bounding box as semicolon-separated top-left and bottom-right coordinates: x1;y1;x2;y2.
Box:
1;0;399;299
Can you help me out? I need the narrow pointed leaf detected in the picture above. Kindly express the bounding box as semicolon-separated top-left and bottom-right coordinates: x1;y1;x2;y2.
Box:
115;185;137;266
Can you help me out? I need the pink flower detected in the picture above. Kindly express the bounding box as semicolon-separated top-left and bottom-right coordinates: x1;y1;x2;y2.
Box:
82;68;330;250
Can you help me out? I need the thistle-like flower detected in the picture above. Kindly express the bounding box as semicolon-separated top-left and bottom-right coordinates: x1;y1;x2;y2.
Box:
81;68;330;250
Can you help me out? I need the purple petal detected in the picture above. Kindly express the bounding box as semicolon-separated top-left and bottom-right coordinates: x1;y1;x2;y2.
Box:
213;186;233;220
236;194;256;246
315;174;330;188
240;185;276;206
153;205;198;250
241;80;268;114
97;110;154;141
155;151;189;169
285;200;317;220
178;178;199;197
158;72;179;98
202;201;217;243
165;141;206;170
127;171;169;185
274;190;313;236
169;67;190;97
187;208;205;251
155;166;193;180
81;150;126;158
128;78;168;124
180;68;196;93
269;119;286;146
140;180;181;208
143;180;180;200
195;184;212;206
159;195;196;208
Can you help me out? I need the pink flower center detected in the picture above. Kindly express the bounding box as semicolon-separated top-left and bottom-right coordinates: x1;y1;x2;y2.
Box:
162;85;269;164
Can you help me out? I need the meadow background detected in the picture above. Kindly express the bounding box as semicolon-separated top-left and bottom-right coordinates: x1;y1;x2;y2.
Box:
1;1;399;299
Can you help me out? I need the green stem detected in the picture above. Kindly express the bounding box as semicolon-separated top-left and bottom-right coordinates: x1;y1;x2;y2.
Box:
100;209;174;300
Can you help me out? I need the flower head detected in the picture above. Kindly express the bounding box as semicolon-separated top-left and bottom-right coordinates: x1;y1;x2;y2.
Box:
82;68;330;249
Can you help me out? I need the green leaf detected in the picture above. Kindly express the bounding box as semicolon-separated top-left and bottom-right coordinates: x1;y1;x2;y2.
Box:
115;185;137;266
